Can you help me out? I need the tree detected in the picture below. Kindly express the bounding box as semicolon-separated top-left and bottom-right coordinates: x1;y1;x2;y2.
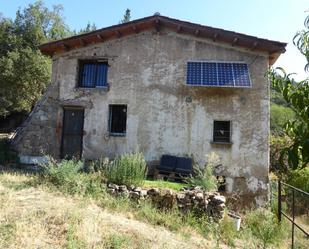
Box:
268;15;309;171
120;9;131;24
77;22;97;34
0;1;71;117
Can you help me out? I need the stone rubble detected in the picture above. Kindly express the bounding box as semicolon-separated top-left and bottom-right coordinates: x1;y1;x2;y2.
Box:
106;183;226;219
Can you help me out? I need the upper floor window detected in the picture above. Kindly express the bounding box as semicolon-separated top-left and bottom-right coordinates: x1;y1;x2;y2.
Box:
186;61;251;87
78;60;108;88
213;120;231;143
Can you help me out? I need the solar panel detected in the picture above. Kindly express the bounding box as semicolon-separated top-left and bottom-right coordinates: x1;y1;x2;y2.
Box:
186;61;251;87
202;62;217;86
187;62;202;85
218;63;234;86
233;63;251;86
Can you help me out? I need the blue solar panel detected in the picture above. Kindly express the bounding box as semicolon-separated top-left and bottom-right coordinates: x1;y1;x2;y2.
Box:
187;62;202;85
202;62;217;85
186;62;251;87
217;63;234;86
233;63;250;86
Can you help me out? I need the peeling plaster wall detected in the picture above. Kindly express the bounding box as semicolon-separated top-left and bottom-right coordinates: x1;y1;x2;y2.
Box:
13;28;270;205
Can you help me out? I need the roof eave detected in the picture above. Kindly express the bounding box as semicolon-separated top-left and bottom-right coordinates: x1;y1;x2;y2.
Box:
39;15;287;65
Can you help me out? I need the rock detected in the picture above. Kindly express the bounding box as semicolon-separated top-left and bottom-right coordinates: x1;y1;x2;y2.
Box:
185;190;194;197
119;185;127;192
129;191;140;200
128;185;135;191
164;189;174;196
107;183;119;190
212;195;226;205
147;188;160;196
176;193;186;201
195;192;204;201
140;189;148;197
134;187;142;192
216;203;226;211
193;186;202;191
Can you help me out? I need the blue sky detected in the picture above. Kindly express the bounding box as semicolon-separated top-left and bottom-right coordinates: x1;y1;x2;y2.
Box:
1;0;308;79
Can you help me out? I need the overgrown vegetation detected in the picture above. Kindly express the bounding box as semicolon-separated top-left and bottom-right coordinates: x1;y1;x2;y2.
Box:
102;152;147;186
268;15;309;172
185;152;219;191
1;160;302;248
42;157;104;196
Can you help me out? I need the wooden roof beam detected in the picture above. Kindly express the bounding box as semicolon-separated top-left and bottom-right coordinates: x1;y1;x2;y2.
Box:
62;43;70;51
232;37;239;46
115;30;122;38
132;25;139;33
213;33;219;42
96;34;104;41
155;18;160;32
251;41;258;50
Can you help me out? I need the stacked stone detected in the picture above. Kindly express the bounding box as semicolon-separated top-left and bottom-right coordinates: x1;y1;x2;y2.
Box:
106;183;226;219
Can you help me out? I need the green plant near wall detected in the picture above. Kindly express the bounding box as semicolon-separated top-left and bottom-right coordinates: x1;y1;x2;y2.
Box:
104;152;147;186
185;152;219;192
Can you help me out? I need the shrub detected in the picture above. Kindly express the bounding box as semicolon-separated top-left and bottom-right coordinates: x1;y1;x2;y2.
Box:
287;167;309;193
104;152;147;186
269;135;292;174
42;157;103;196
185;152;218;191
244;209;287;249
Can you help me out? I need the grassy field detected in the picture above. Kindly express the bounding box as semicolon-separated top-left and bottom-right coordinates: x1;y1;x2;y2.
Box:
143;179;187;191
0;171;218;249
0;167;307;249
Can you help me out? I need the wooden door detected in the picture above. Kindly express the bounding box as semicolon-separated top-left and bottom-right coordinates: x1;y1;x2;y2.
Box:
61;107;84;159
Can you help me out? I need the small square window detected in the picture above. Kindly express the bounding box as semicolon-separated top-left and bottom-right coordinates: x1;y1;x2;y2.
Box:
213;121;231;143
78;60;108;88
109;105;127;136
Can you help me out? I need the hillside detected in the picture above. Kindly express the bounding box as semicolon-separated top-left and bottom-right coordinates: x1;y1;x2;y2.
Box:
0;172;220;249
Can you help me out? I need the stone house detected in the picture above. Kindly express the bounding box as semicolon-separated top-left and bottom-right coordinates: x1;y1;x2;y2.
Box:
11;15;286;205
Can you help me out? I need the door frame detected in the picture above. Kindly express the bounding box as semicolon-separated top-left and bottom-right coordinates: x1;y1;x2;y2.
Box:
60;106;85;159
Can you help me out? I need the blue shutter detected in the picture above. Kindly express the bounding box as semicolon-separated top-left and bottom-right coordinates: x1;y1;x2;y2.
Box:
81;63;96;87
96;63;108;87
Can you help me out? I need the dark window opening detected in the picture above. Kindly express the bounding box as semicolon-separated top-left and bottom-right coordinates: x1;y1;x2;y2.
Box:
213;121;231;143
109;105;127;135
78;60;108;88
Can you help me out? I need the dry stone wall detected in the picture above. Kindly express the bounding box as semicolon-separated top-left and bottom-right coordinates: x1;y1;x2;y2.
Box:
107;183;226;219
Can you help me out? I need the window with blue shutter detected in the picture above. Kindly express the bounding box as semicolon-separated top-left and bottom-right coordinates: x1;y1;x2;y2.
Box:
186;61;251;87
78;60;108;88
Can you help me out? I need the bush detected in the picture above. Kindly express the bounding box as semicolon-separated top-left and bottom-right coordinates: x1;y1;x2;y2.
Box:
42;157;103;196
104;152;147;186
270;103;295;135
287;167;309;193
185;152;219;191
269;135;291;174
244;209;287;249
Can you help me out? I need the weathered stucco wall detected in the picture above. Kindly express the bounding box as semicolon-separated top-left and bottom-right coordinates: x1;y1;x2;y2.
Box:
13;28;270;206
